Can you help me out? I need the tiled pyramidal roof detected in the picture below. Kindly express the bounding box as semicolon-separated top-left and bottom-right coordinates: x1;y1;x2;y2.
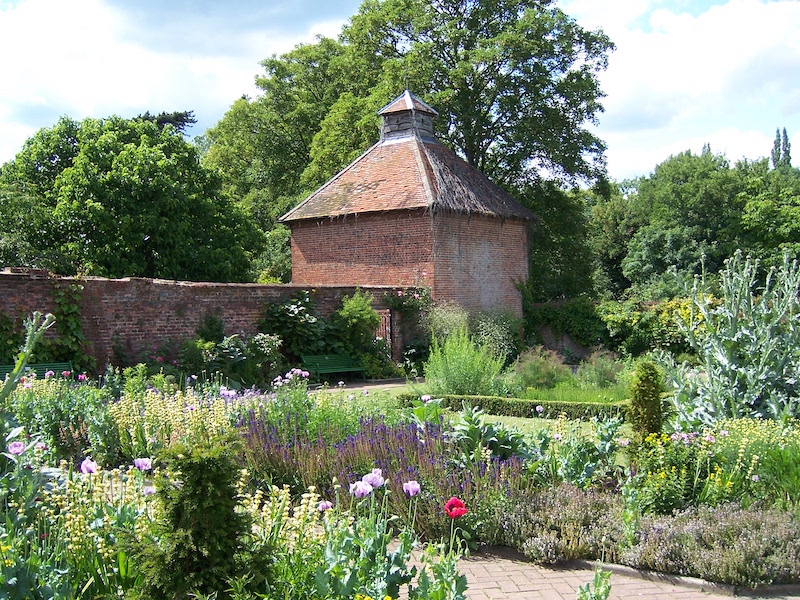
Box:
279;90;534;222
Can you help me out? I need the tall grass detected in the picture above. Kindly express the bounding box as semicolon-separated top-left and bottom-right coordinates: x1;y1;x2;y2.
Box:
522;382;628;404
422;327;506;396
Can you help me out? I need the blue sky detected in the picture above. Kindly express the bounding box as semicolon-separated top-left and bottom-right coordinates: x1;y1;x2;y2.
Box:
0;0;798;180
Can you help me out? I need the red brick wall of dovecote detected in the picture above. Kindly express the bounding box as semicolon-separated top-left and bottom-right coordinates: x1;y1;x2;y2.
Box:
289;210;435;287
431;212;529;316
0;270;397;372
289;209;529;317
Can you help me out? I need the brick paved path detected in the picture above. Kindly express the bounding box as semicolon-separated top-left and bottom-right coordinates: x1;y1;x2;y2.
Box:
459;548;800;600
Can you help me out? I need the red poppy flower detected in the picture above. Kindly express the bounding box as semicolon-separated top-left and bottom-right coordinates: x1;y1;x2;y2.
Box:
444;496;468;519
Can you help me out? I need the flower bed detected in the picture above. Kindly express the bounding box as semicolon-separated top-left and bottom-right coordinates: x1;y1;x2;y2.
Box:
2;360;799;597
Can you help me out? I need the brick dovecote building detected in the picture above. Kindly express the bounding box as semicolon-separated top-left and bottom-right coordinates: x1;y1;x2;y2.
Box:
279;91;534;316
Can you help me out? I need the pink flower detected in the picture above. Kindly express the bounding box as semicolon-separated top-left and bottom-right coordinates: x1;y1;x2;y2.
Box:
363;389;369;396
444;496;468;519
751;475;760;482
44;370;55;378
362;468;385;488
143;486;156;496
77;374;87;381
134;458;152;472
397;290;403;296
403;480;421;497
337;381;345;388
421;394;431;403
349;480;373;498
7;441;25;455
535;405;544;414
553;433;562;441
156;356;164;363
80;458;98;474
318;500;333;512
61;370;71;378
35;442;48;452
618;438;630;447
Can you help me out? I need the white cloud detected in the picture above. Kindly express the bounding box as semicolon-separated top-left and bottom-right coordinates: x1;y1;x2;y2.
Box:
0;0;349;162
565;0;800;179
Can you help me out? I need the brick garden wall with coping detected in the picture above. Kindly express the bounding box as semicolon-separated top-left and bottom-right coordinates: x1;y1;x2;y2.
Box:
0;270;401;372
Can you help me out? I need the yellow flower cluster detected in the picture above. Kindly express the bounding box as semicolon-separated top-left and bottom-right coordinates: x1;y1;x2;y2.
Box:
354;594;395;600
40;467;154;565
109;389;232;453
240;484;326;549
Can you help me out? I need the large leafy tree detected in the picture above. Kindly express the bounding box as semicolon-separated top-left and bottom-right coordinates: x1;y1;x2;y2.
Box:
0;116;264;281
206;0;614;289
612;147;746;294
339;0;614;187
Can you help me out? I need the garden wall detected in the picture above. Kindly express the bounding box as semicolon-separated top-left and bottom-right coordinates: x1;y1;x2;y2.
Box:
0;269;401;371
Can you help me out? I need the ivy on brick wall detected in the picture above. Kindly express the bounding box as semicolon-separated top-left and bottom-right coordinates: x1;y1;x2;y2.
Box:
37;282;96;373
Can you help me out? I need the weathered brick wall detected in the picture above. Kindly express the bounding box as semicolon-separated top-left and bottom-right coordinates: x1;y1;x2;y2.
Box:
0;270;396;370
288;209;529;317
290;210;434;287
432;213;529;316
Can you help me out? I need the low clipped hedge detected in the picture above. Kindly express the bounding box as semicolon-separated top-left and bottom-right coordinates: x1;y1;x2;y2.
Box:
398;393;629;421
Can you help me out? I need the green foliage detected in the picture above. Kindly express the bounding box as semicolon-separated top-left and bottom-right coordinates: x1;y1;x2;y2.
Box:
521;181;595;301
524;297;607;350
397;393;628;422
0;312;23;365
10;378;117;465
259;291;327;362
425;302;470;344
659;252;800;429
513;347;574;389
574;351;625;389
423;327;507;397
331;288;380;357
577;565;612;600
450;405;532;464
34;282;95;373
0;312;56;409
196;313;225;343
470;311;523;366
131;436;248;600
623;504;800;587
499;484;624;565
627;360;663;440
0;115;264;281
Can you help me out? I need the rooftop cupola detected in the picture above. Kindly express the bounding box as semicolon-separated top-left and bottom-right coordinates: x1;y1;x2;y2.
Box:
378;90;438;142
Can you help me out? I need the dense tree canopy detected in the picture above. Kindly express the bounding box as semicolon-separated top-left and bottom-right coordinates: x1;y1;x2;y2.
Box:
204;0;614;289
587;137;800;300
0;116;264;281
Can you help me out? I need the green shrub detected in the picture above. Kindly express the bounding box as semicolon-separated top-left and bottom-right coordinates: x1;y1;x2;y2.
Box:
513;346;574;389
396;393;628;422
622;504;800;587
425;302;469;343
422;327;506;396
259;291;327;362
331;288;380;357
524;297;608;349
627;359;664;439
11;378;118;465
131;435;249;600
574;351;625;389
470;311;523;365
660;252;800;429
499;484;624;564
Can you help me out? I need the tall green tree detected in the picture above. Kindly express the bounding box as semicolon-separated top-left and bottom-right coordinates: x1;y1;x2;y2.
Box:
617;146;746;294
337;0;614;187
0;116;264;281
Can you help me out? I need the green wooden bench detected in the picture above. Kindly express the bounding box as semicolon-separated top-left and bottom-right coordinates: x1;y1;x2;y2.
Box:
0;362;74;381
301;354;366;380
